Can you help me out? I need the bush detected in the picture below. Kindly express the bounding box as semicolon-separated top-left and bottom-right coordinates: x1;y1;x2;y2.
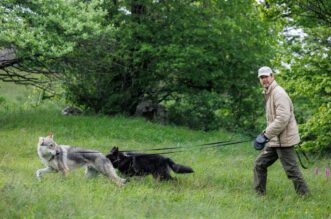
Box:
167;92;222;131
166;90;264;134
300;103;331;154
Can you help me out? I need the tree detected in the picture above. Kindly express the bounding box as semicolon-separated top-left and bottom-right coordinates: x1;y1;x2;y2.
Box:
0;0;109;94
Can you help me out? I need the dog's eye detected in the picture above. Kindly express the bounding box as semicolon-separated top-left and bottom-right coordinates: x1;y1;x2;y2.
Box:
49;144;54;148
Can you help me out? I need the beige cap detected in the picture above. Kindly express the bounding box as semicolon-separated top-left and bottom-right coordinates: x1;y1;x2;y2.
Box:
258;66;273;78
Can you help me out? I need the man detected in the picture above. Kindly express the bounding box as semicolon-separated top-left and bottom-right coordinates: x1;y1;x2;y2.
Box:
253;66;310;196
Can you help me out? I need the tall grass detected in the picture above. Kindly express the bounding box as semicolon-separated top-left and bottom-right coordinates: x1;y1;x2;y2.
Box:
0;82;330;218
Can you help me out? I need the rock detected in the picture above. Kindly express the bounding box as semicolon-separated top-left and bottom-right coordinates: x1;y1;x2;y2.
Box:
62;106;82;116
135;100;168;124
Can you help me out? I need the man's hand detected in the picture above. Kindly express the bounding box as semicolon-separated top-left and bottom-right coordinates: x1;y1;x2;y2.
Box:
254;133;269;150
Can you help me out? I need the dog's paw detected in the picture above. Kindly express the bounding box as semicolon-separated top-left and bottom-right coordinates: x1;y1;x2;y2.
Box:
36;170;42;180
116;178;127;187
62;170;69;177
116;182;125;187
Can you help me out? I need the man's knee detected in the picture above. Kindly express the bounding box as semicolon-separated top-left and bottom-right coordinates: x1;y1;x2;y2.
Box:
283;164;304;180
254;159;266;172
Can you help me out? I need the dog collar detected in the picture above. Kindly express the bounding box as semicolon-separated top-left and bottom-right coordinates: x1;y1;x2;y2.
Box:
47;151;61;162
47;155;55;162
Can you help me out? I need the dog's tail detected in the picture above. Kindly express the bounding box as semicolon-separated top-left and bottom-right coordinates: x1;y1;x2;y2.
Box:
168;159;194;174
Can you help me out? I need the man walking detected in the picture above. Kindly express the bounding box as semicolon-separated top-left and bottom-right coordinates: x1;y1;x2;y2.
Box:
253;66;310;196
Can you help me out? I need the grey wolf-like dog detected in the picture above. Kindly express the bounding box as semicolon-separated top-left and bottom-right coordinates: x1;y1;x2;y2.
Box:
106;146;194;181
36;134;126;187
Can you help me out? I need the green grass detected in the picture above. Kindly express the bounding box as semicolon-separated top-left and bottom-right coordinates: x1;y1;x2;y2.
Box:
0;82;331;219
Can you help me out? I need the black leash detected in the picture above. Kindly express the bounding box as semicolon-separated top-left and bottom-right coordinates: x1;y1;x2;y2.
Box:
121;139;252;155
53;139;253;156
51;139;313;169
121;139;234;152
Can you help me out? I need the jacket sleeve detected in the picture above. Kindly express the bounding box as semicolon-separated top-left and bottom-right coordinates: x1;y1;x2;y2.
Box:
264;91;291;139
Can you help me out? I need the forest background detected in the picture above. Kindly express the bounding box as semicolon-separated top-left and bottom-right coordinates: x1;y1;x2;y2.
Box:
0;0;330;154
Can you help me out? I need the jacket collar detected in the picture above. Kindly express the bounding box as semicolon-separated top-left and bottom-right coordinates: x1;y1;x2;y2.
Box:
264;80;278;95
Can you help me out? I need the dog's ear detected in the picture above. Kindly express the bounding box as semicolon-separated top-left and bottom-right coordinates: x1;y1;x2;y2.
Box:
38;137;44;145
47;132;54;139
110;146;118;154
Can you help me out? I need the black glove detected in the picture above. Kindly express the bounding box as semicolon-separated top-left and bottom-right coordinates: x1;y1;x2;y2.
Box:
254;133;269;150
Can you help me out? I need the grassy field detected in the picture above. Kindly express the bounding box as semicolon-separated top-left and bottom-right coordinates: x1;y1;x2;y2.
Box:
0;82;330;219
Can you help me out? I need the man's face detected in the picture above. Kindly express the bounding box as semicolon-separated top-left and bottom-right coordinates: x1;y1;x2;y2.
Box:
259;75;274;89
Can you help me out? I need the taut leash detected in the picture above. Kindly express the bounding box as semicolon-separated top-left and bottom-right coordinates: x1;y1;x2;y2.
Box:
121;139;252;154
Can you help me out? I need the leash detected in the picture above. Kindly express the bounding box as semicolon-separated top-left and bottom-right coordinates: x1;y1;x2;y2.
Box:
47;138;253;156
74;139;313;169
278;135;311;169
121;139;252;155
120;139;235;152
295;144;311;169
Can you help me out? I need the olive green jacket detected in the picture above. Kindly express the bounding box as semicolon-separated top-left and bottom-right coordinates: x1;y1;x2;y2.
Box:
263;80;300;147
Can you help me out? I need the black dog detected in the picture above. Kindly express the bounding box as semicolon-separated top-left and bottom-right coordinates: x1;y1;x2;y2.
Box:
106;147;194;180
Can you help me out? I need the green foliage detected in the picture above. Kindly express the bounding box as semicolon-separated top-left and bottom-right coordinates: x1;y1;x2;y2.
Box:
300;104;331;153
167;91;223;131
0;0;109;66
263;0;331;27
